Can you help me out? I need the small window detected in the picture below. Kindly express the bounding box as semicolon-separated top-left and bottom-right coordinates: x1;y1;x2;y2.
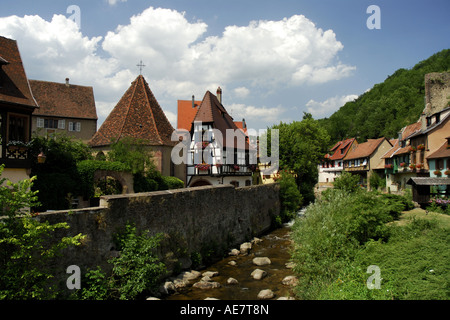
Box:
230;181;239;188
37;118;44;128
58;119;65;129
69;122;81;132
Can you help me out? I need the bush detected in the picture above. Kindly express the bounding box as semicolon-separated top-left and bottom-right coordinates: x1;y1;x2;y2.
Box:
160;176;184;190
333;171;360;193
291;190;396;299
0;165;85;299
78;224;166;300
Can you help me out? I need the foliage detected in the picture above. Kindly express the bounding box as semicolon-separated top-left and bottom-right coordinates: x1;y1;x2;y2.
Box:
29;134;93;211
369;171;385;191
0;165;85;299
107;137;156;175
291;190;403;299
332;171;360;193
77;223;166;300
319;49;450;144
160;176;184;190
76;160;130;198
278;171;302;224
291;189;448;300
267;112;330;204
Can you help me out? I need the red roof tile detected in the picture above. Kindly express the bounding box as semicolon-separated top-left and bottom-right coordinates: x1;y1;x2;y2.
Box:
29;79;97;120
0;36;38;109
427;141;450;159
194;90;249;150
177;99;201;131
327;138;356;161
344;137;388;160
88;75;174;147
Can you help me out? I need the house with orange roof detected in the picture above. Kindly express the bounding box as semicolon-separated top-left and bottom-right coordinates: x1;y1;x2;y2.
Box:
343;137;393;189
30;78;98;142
183;87;256;187
88;75;182;180
0;36;39;183
317;138;357;190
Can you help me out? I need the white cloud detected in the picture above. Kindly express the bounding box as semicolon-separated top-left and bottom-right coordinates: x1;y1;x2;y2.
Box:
306;94;358;118
233;87;250;98
228;103;285;125
0;8;355;128
107;0;127;6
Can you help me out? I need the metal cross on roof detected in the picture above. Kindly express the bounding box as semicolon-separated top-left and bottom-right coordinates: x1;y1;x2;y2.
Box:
137;60;146;75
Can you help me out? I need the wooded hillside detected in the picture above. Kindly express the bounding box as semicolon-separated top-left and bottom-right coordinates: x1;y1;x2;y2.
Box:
318;49;450;145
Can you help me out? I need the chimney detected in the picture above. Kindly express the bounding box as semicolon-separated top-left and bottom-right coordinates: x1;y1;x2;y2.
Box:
217;86;222;104
420;112;427;131
242;118;246;129
65;78;70;87
192;95;195;108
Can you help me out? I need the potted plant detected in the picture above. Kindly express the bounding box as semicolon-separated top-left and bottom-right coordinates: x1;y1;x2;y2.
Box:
417;144;425;150
416;163;423;170
409;163;416;170
444;169;450;177
409;146;417;152
195;163;210;171
385;164;393;169
434;170;442;177
232;164;240;171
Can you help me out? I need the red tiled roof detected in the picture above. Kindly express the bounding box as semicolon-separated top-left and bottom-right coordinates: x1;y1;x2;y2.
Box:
234;120;248;136
194;90;249;150
29;79;97;120
344;137;388;160
381;139;399;159
88;75;174;147
427;141;450;159
401;121;422;140
0;36;38;109
327;138;356;160
177;99;201;131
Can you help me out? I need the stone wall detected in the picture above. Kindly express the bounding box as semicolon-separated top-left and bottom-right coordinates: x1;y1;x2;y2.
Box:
36;183;280;294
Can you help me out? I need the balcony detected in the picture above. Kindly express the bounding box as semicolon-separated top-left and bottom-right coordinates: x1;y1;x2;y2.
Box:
0;144;31;168
187;164;254;177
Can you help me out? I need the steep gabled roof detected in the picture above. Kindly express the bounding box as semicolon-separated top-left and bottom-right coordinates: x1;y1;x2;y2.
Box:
177;99;201;131
0;36;38;109
327;138;356;161
344;137;388;160
29;79;97;120
88;75;174;147
193;90;249;150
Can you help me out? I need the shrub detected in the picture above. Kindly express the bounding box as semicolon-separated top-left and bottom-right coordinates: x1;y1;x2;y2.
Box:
278;171;302;223
78;223;166;300
333;171;360;193
291;190;395;299
0;165;85;299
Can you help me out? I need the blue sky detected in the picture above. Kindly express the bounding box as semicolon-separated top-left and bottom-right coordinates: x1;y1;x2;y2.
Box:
1;0;449;131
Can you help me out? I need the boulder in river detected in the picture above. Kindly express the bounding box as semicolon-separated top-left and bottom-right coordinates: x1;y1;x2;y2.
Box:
193;281;221;290
253;257;271;266
257;289;275;300
282;275;298;286
240;242;252;254
251;269;267;280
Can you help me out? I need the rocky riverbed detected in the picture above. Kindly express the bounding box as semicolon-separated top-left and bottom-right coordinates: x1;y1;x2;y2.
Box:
155;224;297;300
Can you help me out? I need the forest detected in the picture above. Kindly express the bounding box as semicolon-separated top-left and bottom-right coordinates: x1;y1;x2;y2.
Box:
318;49;450;145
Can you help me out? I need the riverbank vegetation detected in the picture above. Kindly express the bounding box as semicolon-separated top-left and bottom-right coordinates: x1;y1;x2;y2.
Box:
290;175;449;300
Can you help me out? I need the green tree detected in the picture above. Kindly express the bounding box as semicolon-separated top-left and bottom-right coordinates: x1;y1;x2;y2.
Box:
278;171;302;223
268;112;330;204
0;165;85;299
333;171;360;193
29;134;93;211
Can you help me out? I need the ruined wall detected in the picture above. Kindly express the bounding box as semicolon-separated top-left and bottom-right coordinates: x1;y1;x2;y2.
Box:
424;72;450;115
36;183;280;294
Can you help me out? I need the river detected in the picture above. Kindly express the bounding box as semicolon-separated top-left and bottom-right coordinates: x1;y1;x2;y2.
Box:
164;220;298;300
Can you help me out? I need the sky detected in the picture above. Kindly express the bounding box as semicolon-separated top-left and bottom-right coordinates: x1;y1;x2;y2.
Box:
1;0;449;131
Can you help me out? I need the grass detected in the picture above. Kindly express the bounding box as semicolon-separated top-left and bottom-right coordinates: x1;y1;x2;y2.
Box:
291;190;450;300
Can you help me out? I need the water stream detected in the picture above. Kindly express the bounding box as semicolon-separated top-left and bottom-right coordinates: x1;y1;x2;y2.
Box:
165;221;298;300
